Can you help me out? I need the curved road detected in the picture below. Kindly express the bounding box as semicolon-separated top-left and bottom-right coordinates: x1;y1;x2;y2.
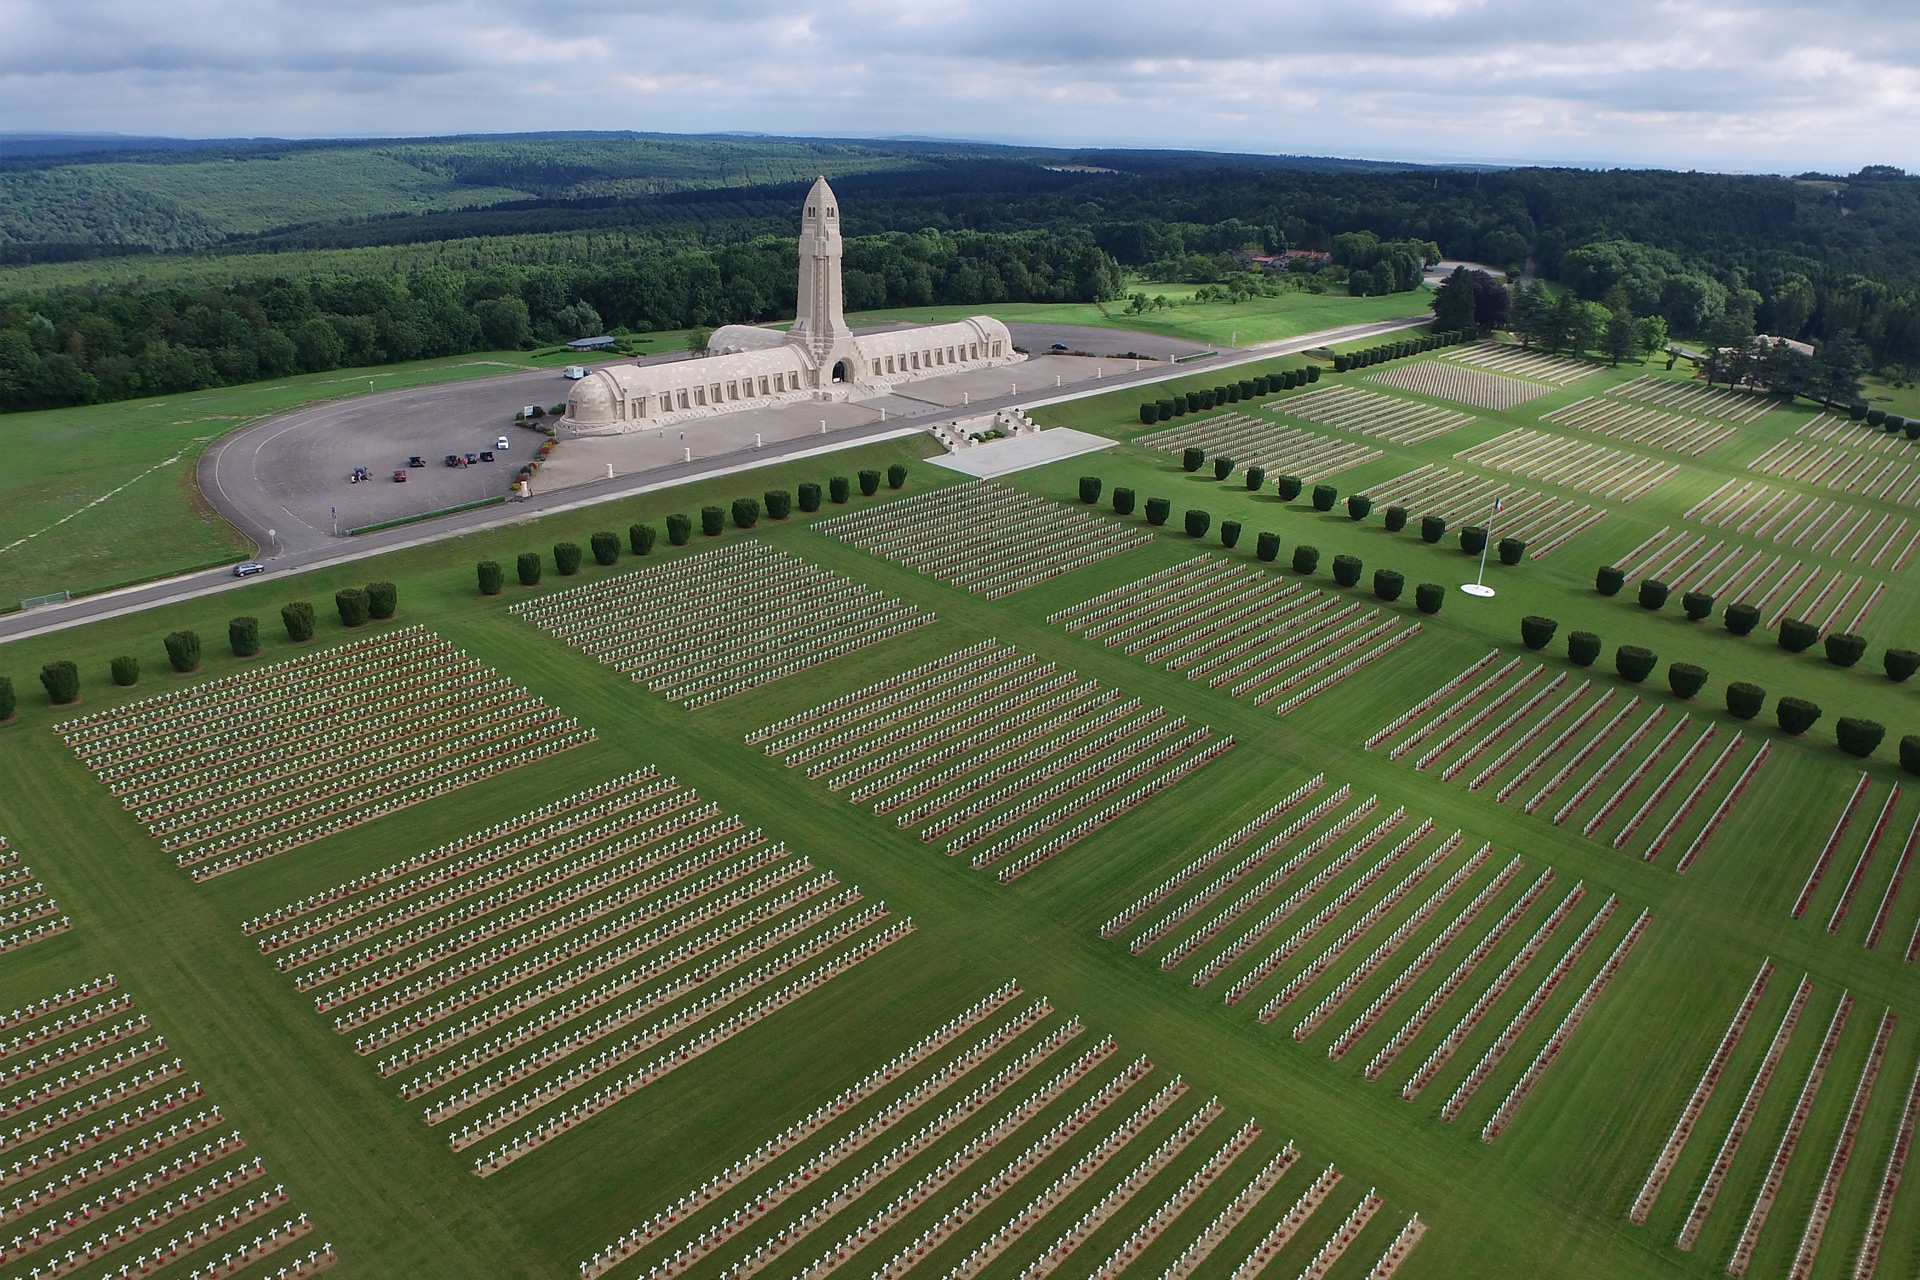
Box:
3;313;1428;644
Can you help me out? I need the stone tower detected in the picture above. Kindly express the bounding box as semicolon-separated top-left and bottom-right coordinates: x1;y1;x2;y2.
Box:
786;176;862;385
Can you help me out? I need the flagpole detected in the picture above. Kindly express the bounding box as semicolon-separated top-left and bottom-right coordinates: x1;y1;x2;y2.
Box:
1461;496;1499;597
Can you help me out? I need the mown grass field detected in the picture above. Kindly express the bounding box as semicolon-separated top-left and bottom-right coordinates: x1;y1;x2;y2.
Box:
0;345;1917;1280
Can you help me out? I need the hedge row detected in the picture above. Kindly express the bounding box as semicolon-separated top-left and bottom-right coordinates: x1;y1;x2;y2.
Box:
1138;367;1320;424
1331;328;1471;374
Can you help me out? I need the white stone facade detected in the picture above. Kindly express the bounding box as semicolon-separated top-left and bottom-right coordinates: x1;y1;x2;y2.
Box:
561;177;1022;435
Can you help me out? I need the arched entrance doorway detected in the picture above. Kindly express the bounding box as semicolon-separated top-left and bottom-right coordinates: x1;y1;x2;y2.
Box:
831;360;849;383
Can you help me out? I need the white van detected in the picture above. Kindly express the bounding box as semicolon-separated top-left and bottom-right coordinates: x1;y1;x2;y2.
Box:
562;365;588;380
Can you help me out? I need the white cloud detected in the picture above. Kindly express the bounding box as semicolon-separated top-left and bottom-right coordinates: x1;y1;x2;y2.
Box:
0;0;1916;171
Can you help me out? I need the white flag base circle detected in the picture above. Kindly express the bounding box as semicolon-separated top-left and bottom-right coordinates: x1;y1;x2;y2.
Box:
1459;583;1496;598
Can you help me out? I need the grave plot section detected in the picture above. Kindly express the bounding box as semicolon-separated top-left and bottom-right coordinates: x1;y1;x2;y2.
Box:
56;626;594;881
1684;480;1920;570
1609;526;1887;637
1046;557;1422;717
1794;410;1914;456
0;835;69;952
1132;414;1382;482
1443;342;1598;385
242;766;914;1176
1453;429;1678;502
1360;654;1774;869
0;971;337;1278
1370;362;1550;412
1359;465;1605;558
573;978;1427;1280
1098;774;1650;1142
1626;975;1919;1280
511;541;933;708
1608;374;1776;425
1264;385;1474;446
812;481;1151;600
745;641;1234;884
1785;774;1920;959
1748;430;1920;507
1541;397;1735;456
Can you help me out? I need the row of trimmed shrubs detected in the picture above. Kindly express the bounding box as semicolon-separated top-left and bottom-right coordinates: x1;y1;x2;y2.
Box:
478;465;908;594
16;583;399;709
1078;477;1446;613
1330;329;1472;374
1598;566;1916;678
1520;614;1892;759
1843;403;1919;437
1139;367;1320;424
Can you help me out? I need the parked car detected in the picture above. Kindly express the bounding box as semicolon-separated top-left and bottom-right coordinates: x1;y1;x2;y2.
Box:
408;455;425;468
393;469;408;482
496;437;511;450
1050;342;1070;351
232;561;265;578
479;450;495;462
562;365;588;379
465;452;480;465
445;454;462;467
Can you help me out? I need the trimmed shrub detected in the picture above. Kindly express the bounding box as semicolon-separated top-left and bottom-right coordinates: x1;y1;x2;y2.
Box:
1140;402;1160;424
111;655;140;687
1778;618;1819;653
1332;554;1362;587
555;541;584;574
699;507;724;538
1908;419;1920;440
630;524;658;558
1521;616;1558;650
1726;681;1766;720
1156;399;1175;421
1596;565;1625;596
1113;487;1137;516
1347;494;1373;521
1306;365;1321;382
1182;447;1206;473
858;470;881;496
1638;579;1670;610
591;531;620;564
887;463;908;490
164;629;202;672
1669;662;1708;699
1256;531;1280;562
1415;582;1445;614
1724;602;1760;635
1421;514;1447;544
1885;648;1920;682
1184;509;1211;538
1145;497;1171;526
1276;475;1304;501
1902;735;1920;775
0;676;11;721
731;497;760;529
1311;484;1338;512
1777;696;1823;735
1886;414;1908;434
334;589;369;628
1683;590;1714;621
830;476;851;503
1460;526;1488;556
228;616;259;658
282;600;316;641
666;514;692;546
1568;631;1601;666
1220;520;1241;549
1384;505;1409;533
1245;465;1266;491
1292;545;1320;575
1838;717;1886;758
40;661;79;705
1867;408;1887;427
1078;476;1102;504
1824;631;1867;667
1850;402;1869;420
1498;537;1527;566
798;482;822;513
478;561;505;595
1615;644;1657;683
1374;569;1404;601
764;491;792;520
1213;457;1234;481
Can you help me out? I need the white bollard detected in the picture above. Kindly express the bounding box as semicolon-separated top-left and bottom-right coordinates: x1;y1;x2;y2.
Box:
684;448;691;462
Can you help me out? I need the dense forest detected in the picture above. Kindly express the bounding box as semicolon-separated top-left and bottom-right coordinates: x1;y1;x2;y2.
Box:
3;133;1919;413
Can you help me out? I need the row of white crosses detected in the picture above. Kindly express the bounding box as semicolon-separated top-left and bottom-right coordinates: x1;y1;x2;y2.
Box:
1542;396;1733;455
1455;427;1679;502
1133;412;1382;481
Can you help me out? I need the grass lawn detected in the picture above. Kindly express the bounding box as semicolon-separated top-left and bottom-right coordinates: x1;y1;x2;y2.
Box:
2;342;1920;1280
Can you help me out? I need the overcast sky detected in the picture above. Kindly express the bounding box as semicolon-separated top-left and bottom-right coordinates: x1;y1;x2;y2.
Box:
2;0;1915;172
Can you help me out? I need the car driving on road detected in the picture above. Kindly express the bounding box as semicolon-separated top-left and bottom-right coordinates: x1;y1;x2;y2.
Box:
232;561;265;577
497;437;511;450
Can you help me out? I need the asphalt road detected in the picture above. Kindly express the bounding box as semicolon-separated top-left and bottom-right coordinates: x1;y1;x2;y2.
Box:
3;313;1428;645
